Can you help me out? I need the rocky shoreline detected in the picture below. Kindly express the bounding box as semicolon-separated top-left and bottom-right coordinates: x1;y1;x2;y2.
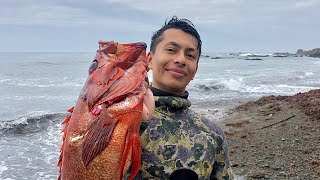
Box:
218;89;320;179
200;48;320;59
297;48;320;58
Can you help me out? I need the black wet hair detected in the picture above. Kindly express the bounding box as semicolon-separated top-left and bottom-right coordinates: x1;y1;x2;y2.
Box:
150;16;202;59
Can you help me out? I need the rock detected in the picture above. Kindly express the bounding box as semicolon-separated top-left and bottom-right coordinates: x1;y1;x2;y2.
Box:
312;160;320;168
296;49;304;55
231;163;239;167
278;171;287;176
296;48;320;57
211;57;222;59
200;54;210;58
248;172;267;178
244;58;262;60
273;52;291;57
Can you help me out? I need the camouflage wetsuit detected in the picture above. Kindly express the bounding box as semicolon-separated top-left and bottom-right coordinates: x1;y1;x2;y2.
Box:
135;87;234;180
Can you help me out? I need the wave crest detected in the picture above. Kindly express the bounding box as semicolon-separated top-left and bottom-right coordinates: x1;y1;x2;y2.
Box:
0;112;67;136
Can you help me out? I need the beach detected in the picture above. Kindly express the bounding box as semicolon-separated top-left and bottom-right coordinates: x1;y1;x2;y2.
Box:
210;89;320;179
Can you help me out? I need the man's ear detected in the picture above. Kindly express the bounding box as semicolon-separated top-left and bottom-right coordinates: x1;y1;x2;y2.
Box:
147;51;153;70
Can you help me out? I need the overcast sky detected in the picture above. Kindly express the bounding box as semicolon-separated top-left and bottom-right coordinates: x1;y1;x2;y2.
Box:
1;0;319;53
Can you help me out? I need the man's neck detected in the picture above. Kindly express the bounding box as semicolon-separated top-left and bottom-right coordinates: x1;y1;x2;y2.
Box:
149;86;189;99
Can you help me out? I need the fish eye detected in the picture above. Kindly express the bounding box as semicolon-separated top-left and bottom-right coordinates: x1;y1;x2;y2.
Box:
89;60;98;75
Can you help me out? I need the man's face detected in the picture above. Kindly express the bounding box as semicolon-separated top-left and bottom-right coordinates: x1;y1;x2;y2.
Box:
148;28;199;94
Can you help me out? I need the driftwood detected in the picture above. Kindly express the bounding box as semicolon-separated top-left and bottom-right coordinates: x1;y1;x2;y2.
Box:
254;115;296;131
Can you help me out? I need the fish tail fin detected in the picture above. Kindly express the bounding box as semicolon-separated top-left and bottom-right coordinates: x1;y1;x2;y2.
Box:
82;117;118;166
128;134;141;180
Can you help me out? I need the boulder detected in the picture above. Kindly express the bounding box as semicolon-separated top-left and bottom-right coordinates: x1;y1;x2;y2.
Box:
296;48;320;57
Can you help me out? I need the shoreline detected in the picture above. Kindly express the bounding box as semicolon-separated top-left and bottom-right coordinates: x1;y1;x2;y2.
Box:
202;89;320;179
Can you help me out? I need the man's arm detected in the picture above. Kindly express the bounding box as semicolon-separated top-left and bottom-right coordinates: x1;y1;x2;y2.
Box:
210;134;234;180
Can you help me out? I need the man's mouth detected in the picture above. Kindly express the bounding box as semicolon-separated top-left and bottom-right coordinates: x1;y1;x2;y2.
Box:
166;68;187;77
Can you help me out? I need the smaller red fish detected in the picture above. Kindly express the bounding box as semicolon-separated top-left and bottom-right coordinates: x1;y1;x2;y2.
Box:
58;41;154;180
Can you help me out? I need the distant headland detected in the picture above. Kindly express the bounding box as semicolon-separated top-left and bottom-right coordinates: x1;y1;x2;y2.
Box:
296;48;320;58
200;48;320;60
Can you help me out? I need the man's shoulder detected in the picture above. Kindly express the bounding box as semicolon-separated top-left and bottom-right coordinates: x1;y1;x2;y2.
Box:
187;108;225;137
149;106;225;139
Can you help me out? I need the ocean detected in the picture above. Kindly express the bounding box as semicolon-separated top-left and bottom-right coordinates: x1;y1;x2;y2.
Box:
0;52;319;179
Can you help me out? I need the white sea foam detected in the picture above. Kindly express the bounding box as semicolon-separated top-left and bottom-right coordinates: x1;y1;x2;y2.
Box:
295;71;314;80
0;116;28;130
220;78;244;91
305;72;314;76
0;77;85;88
243;84;316;94
9;80;84;88
1;95;74;101
0;161;8;176
192;76;318;96
314;61;320;64
0;78;11;83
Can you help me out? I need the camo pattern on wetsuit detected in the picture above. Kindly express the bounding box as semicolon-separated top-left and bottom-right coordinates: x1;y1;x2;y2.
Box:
136;96;234;180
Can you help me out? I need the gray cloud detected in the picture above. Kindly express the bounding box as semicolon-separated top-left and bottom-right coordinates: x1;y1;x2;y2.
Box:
0;0;154;31
0;0;319;52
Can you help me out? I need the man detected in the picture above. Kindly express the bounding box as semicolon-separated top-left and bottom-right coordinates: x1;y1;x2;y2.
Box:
137;16;234;180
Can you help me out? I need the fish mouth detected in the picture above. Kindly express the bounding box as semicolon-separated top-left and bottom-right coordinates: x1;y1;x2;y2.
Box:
90;94;127;116
90;103;106;116
88;41;147;117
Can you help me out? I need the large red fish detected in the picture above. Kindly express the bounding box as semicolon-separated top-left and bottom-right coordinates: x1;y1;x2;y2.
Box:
58;41;154;180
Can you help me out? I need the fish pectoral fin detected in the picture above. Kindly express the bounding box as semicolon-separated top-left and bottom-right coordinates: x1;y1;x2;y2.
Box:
82;117;118;166
119;131;131;180
119;132;141;180
128;134;141;180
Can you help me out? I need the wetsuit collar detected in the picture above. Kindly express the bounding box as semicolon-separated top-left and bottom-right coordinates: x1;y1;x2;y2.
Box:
149;86;189;99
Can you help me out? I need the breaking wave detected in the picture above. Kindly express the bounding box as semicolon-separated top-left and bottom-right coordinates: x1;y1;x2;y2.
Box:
0;112;67;136
190;78;318;95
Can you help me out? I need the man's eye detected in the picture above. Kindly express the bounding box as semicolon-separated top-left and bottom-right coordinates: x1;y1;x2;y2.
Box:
167;48;175;52
187;54;196;59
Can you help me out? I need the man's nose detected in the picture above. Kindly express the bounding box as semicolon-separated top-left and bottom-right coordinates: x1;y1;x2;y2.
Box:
174;52;186;65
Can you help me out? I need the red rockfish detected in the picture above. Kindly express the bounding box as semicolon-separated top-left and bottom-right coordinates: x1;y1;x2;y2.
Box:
58;41;155;180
